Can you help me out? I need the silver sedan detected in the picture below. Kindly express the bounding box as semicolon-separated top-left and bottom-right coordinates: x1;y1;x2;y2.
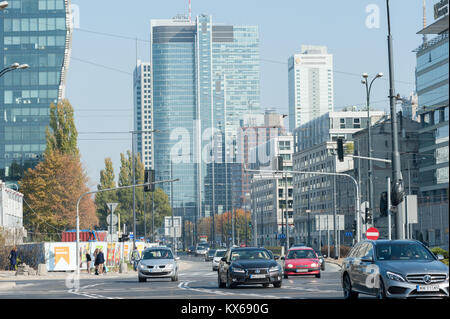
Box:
137;247;179;282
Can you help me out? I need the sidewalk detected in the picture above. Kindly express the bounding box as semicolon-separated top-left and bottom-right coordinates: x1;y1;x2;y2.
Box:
324;258;344;268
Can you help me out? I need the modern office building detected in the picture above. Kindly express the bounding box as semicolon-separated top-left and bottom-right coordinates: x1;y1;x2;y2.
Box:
288;45;334;131
292;110;384;246
150;15;260;222
133;60;153;169
401;93;419;122
233;111;286;211
250;134;294;247
0;0;72;185
413;4;449;249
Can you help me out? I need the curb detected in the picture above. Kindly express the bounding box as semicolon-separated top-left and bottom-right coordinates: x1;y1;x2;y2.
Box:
324;259;343;269
0;282;16;290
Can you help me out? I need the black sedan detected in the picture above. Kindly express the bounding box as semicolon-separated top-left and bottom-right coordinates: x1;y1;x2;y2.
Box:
218;247;283;288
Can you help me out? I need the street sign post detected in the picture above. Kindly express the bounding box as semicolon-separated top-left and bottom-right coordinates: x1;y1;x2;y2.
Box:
366;227;379;240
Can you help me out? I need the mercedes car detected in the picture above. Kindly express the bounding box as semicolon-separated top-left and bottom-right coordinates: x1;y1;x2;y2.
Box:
137;247;179;282
342;240;449;299
218;247;282;288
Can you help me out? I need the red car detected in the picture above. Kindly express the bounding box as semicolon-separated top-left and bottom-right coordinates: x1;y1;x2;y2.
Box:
282;247;321;278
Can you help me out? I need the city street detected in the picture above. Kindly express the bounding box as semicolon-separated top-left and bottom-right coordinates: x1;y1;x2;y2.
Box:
0;255;347;299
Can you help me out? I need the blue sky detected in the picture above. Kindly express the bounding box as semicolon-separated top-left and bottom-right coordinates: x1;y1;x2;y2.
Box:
65;0;432;189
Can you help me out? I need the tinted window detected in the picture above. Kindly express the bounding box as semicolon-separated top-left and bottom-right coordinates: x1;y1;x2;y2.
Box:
376;243;435;261
231;249;271;261
215;250;226;257
142;249;173;260
287;249;316;259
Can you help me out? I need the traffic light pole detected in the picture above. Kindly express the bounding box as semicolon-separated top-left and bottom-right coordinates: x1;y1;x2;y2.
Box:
245;168;361;243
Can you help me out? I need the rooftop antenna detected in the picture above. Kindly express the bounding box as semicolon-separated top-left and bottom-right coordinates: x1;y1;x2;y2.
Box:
189;0;192;22
422;0;428;43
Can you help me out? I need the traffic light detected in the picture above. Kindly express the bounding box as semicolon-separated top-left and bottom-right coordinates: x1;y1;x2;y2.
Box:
144;169;155;192
365;207;373;224
248;222;252;228
391;180;405;206
352;220;357;234
379;192;388;217
337;138;344;162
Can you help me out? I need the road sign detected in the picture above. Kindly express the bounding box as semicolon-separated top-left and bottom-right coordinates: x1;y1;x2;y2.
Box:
129;233;134;239
278;233;286;240
107;225;118;233
106;214;118;225
366;227;379;240
345;232;353;237
107;203;118;213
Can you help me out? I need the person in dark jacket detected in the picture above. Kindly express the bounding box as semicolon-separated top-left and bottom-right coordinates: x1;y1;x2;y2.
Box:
86;252;92;274
8;247;17;271
95;249;105;275
93;248;99;275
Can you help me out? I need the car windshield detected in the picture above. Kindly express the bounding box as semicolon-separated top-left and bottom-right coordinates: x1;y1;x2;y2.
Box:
231;249;271;261
142;249;173;260
215;250;226;257
208;250;216;256
376;243;436;261
287;249;316;259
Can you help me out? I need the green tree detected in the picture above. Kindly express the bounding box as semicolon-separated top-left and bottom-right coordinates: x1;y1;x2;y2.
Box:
95;158;118;228
45;99;78;157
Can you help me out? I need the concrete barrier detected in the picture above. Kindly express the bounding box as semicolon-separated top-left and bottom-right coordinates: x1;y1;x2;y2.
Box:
37;264;48;276
119;263;128;274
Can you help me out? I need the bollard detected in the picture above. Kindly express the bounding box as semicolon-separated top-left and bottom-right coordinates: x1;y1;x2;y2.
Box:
37;264;48;276
119;263;128;274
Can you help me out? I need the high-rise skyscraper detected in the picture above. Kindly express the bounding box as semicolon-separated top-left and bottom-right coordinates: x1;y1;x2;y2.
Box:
133;60;152;169
150;15;260;223
0;0;72;184
288;45;334;131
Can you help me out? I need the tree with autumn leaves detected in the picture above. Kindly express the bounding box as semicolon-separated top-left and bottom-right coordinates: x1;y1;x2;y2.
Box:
19;100;98;241
197;209;252;246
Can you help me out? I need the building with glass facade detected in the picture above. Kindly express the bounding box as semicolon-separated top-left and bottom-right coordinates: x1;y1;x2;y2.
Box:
413;6;448;249
133;60;152;169
150;15;260;223
0;0;72;184
288;45;334;131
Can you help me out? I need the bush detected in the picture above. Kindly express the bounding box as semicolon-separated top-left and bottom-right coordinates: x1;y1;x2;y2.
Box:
430;247;449;259
321;245;352;258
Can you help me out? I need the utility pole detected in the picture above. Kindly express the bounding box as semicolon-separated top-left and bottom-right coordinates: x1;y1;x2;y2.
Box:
386;0;405;239
285;171;289;250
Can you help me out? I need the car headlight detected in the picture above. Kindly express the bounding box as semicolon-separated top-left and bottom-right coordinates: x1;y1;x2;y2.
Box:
139;264;145;269
386;271;406;282
232;267;245;273
269;266;281;272
287;264;293;268
166;263;174;269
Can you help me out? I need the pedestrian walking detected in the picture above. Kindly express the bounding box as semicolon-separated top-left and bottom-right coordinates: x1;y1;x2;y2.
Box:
86;251;92;274
93;248;99;275
8;247;17;271
96;248;105;275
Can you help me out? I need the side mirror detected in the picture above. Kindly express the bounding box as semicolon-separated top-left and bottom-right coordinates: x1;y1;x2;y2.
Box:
361;256;374;263
221;257;227;262
323;255;327;258
437;254;444;261
274;255;280;260
175;257;180;261
280;256;285;261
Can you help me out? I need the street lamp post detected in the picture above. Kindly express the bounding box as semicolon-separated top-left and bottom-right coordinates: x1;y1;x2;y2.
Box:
361;72;383;232
0;63;29;77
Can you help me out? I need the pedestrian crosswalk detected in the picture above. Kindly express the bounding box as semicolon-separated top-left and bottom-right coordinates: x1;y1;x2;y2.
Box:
179;271;218;278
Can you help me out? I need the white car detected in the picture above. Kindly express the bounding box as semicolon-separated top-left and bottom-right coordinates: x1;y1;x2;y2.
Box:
212;249;227;271
195;244;209;257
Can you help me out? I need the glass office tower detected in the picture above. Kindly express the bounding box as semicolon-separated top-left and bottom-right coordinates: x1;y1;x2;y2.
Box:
0;0;72;184
151;15;259;223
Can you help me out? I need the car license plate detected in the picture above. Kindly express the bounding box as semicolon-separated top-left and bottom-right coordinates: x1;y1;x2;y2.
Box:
151;268;162;272
296;269;308;273
250;274;266;279
416;285;440;292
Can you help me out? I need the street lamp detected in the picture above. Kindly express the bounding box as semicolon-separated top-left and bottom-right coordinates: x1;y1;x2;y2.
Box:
0;1;8;9
361;72;383;232
0;63;29;77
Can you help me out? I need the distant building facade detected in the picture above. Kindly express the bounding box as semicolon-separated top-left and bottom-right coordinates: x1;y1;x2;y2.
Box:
0;180;25;245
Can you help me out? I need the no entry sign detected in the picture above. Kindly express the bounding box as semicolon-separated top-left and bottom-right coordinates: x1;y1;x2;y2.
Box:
366;227;379;240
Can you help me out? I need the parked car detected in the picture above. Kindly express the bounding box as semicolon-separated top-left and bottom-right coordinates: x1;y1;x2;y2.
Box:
282;247;321;278
341;240;449;299
218;247;282;288
137;247;179;282
205;249;216;262
195;243;209;257
212;249;227;271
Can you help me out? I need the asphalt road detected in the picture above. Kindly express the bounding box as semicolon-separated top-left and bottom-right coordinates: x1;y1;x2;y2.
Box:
0;255;346;299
